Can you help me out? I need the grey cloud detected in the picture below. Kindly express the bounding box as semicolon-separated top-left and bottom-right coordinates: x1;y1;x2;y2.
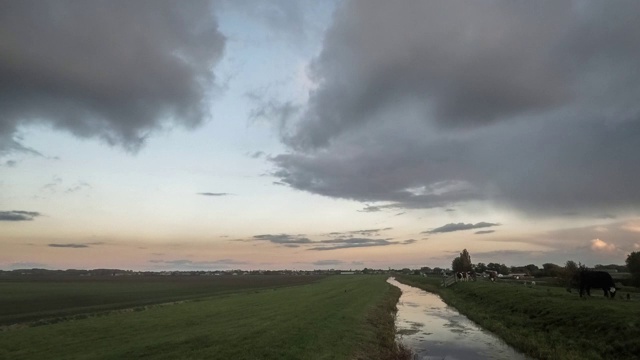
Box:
65;182;91;194
48;243;89;248
425;222;499;234
48;241;105;248
0;0;225;154
272;1;640;217
475;230;496;235
3;160;16;167
401;239;417;245
358;205;381;213
9;262;50;269
249;151;265;159
252;233;312;245
198;192;232;197
0;210;41;221
312;259;344;266
324;227;392;238
149;258;247;268
309;237;396;251
351;261;364;265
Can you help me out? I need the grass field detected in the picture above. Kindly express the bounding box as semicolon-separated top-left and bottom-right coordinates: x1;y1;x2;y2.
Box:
396;275;640;360
0;275;323;326
0;275;407;360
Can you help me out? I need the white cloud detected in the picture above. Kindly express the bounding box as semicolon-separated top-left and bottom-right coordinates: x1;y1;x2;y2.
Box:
590;238;616;252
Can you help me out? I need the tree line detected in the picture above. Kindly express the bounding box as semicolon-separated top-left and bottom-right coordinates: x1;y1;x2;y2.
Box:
445;249;640;287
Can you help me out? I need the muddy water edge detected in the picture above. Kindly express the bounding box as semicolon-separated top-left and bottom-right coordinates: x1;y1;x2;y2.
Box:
388;277;530;360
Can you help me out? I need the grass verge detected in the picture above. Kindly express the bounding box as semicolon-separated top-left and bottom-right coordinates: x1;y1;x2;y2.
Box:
0;275;411;360
396;275;640;360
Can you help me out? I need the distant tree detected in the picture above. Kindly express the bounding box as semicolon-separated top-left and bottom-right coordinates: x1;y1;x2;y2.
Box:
524;264;539;274
626;251;640;287
433;267;443;274
475;262;487;273
542;263;562;277
452;257;463;273
460;249;472;272
498;264;510;275
487;262;502;272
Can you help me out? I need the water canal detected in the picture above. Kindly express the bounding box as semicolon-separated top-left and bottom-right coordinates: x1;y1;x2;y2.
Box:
387;277;530;360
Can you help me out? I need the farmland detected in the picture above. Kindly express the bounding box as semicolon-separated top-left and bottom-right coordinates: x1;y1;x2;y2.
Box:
0;275;323;326
396;275;640;360
0;275;406;360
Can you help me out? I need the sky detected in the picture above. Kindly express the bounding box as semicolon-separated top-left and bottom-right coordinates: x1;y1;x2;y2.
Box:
1;0;640;271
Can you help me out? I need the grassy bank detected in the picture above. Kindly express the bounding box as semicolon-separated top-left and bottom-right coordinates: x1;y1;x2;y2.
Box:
0;275;323;326
396;275;640;360
0;275;408;360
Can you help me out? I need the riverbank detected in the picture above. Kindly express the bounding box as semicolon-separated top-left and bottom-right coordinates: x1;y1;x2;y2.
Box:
356;280;413;360
396;275;640;360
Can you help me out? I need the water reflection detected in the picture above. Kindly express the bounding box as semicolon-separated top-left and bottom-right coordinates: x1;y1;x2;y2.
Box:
387;277;530;360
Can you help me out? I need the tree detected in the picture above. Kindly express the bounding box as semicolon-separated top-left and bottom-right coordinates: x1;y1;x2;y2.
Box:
542;263;562;277
460;249;472;272
475;262;487;273
498;264;510;275
487;262;501;272
524;264;539;274
626;251;640;287
452;257;463;272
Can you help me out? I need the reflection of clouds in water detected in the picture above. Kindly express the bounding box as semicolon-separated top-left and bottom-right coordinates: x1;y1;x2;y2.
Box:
388;277;529;360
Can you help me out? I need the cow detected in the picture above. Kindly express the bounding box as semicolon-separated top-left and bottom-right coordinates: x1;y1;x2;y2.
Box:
488;271;497;282
574;270;617;298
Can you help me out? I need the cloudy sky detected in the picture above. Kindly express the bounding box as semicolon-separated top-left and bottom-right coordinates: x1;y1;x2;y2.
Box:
2;0;639;271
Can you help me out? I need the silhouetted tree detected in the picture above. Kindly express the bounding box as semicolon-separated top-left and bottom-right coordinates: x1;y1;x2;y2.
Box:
460;249;472;272
452;257;463;273
626;251;640;287
542;263;562;277
475;262;487;273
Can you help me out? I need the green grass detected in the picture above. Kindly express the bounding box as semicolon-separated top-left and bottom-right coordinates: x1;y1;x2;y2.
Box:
0;275;322;326
396;275;640;360
0;275;407;360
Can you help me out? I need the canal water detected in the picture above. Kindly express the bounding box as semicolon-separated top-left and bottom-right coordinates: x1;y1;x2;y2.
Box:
387;277;529;360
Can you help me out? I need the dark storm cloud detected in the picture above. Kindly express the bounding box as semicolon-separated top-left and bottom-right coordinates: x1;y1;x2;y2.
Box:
0;0;225;154
272;0;640;216
424;222;499;234
0;210;40;221
198;192;232;197
252;233;312;245
475;230;496;235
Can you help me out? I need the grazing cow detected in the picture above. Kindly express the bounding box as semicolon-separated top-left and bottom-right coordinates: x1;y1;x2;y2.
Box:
575;270;617;298
456;272;463;282
488;271;497;282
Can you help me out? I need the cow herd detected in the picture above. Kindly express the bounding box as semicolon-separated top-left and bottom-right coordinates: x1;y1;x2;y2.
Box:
455;271;474;282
